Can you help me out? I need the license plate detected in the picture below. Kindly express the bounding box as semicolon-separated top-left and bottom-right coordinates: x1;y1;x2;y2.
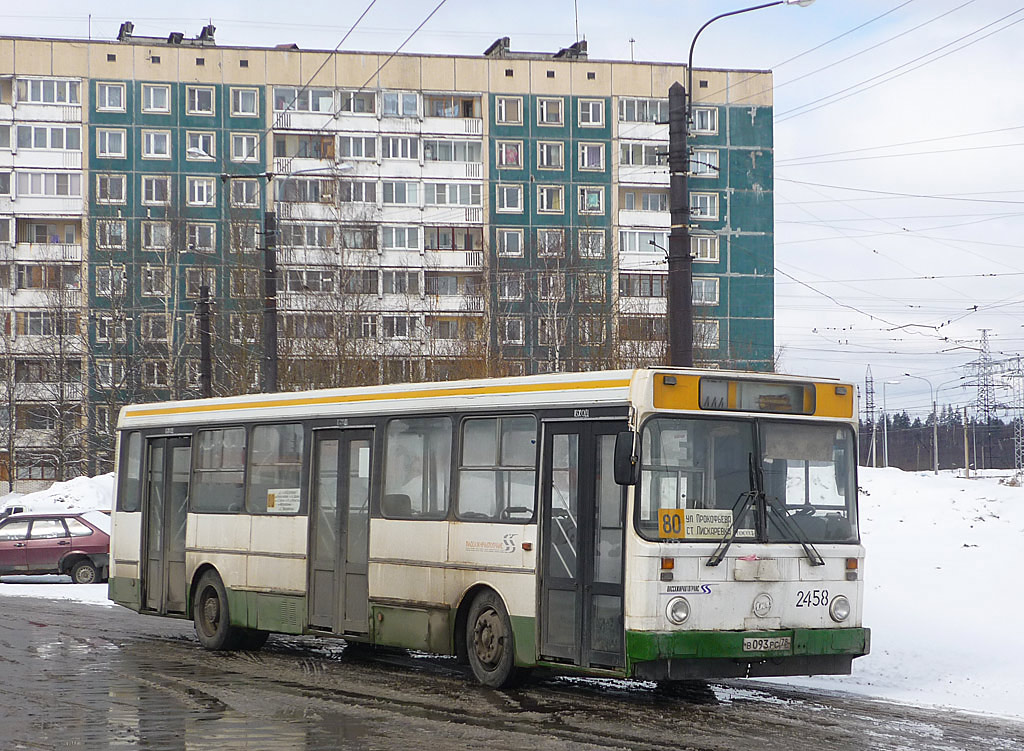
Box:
743;636;792;652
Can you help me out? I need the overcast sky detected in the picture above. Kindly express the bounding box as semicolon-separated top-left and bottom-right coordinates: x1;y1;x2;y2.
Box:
4;0;1023;418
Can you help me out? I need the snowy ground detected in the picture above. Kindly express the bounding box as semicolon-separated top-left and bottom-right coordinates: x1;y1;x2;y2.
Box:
2;468;1022;720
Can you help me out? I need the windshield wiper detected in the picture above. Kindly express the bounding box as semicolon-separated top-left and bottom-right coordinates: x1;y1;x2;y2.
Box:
707;453;759;567
764;494;825;566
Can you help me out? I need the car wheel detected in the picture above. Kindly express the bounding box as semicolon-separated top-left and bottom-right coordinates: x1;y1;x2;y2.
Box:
466;590;523;688
71;560;98;585
193;571;242;651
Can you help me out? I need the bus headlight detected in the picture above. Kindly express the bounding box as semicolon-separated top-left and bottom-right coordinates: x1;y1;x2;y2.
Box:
666;597;691;625
829;595;851;623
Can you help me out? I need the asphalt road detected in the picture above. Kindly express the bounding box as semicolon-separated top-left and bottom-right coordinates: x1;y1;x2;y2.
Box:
0;595;1020;751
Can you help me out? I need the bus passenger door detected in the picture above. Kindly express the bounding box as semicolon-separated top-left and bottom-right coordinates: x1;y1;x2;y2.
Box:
142;435;191;615
309;429;373;636
540;421;627;670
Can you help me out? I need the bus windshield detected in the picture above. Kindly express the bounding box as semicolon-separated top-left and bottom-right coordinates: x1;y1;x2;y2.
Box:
636;417;858;544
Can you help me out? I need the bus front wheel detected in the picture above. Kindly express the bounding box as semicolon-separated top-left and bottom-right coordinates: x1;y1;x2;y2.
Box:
466;590;520;688
193;571;242;651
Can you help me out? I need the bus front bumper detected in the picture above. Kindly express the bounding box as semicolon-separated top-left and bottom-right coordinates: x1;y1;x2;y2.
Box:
626;627;870;680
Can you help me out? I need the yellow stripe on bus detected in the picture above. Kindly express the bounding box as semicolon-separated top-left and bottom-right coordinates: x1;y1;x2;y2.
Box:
123;378;633;419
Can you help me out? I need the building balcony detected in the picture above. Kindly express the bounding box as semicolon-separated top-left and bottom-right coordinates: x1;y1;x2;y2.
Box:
421;117;483;137
8;102;82;124
10;242;81;261
0;287;82;308
617;165;669;186
614;122;666;141
420;161;483;181
423;294;484;313
3;194;83;216
423;249;483;270
618;209;669;228
14;382;85;402
5;150;82;170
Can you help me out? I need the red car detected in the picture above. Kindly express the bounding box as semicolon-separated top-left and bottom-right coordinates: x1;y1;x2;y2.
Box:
0;511;110;584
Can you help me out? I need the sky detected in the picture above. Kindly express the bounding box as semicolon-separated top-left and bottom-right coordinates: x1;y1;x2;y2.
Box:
4;467;1024;721
3;0;1024;419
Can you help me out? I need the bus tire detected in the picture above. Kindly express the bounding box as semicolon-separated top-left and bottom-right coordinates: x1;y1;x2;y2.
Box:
193;571;242;651
466;590;520;688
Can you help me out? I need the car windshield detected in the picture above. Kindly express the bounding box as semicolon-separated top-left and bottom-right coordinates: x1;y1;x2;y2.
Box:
636;417;858;544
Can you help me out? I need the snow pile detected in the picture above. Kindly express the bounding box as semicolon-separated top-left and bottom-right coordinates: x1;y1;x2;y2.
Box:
1;473;114;515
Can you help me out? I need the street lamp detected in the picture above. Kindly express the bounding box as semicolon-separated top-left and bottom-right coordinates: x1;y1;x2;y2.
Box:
667;0;815;367
903;372;938;475
882;379;900;468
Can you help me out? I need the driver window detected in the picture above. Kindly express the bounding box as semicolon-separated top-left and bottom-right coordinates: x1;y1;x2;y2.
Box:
457;415;537;522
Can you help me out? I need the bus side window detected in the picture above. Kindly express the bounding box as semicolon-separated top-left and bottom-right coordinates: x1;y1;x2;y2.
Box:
192;427;247;513
246;424;304;514
117;432;143;512
383;416;452;520
457;416;536;522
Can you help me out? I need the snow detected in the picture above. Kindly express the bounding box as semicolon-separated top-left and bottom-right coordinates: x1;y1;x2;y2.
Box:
2;468;1022;720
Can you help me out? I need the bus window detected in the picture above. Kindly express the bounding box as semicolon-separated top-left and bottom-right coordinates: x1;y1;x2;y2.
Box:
457;416;537;522
192;428;247;513
383;416;452;520
246;424;304;514
117;432;142;512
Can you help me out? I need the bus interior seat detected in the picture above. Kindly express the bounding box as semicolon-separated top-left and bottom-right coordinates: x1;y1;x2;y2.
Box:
382;493;412;517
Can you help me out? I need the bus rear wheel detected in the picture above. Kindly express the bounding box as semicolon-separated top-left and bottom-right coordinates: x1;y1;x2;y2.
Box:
466;590;520;688
193;571;242;651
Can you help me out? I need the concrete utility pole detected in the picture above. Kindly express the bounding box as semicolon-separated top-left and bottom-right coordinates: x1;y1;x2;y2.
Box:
262;210;278;393
198;284;213;398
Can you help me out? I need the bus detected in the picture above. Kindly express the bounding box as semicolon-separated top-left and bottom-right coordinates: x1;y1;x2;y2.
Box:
108;368;868;687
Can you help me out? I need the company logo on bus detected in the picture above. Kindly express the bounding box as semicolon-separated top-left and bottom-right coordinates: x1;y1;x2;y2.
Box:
465;534;517;554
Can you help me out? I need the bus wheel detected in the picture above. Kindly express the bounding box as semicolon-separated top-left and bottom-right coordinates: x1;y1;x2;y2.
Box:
193;571;241;651
466;590;519;688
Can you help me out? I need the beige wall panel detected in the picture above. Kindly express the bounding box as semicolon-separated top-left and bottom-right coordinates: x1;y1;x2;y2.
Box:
610;64;656;98
52;42;89;76
650;64;687;99
13;40;56;75
132;46;180;82
487;59;533;95
177;50;223;84
0;39;14;72
377;54;422;90
335;53;382;87
529;61;576;95
722;70;772;107
265;49;303;85
299;52;337;86
87;43;134;79
452;57;487;93
419;56;454;92
570;62;613;96
219;48;267;85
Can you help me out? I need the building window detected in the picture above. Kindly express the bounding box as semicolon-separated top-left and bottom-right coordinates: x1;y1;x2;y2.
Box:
141;175;170;205
338;135;376;159
16;79;80;105
692;234;719;263
619;316;666;341
423;226;483;251
495;96;522;125
690;192;719;220
383;315;418;339
578;230;605;259
538;272;564;301
382;270;418;295
231;178;259;207
619;273;666;298
187;176;216;206
230;222;259;252
95;129;125;158
500;318;524;344
579;142;605;171
382;91;418;117
495;184;522;213
537;97;563;126
16;172;81;197
537;229;564;257
578;316;606;345
186;268;217;298
95;265;126;297
340;180;377;204
577;273;605;302
619;229;668;254
142;130;171;159
424;95;480;118
187;223;216;252
692;107;718;134
16;125;81;151
695;318;720;348
618;97;668;124
538;141;564;170
422;139;482;163
96;174;126;204
186;86;215;115
579;99;604;127
142;221;170;250
231;87;259;116
692;276;720;305
96;221;125;250
496;141;522;168
620;141;665;166
143;361;169;387
337;90;374;114
141;266;168;297
141;84;170;113
425;183;481;207
382;136;418;160
96;83;125;112
141;314;168;342
95;315;125;343
497;229;523;257
498;273;524;301
231;133;259;162
382;181;418;205
382;226;419;250
186;131;215;160
95;360;125;389
537;185;563;214
690;149;719;176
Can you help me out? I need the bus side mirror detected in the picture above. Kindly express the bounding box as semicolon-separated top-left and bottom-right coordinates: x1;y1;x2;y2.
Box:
614;431;638;486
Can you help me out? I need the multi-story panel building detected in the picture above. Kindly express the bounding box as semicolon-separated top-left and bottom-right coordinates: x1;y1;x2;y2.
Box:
0;27;775;489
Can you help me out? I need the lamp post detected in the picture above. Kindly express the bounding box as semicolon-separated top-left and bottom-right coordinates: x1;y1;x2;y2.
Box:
882;379;900;468
904;372;938;475
667;0;815;367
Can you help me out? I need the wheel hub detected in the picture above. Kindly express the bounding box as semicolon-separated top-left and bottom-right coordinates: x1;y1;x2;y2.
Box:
473;608;503;666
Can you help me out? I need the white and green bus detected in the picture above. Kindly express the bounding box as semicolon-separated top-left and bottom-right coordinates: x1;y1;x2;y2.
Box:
109;368;868;687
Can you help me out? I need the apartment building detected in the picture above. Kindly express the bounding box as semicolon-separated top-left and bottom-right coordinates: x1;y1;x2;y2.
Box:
0;26;775;490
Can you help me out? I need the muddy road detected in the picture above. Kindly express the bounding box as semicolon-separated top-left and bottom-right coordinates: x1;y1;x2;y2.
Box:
0;596;1020;751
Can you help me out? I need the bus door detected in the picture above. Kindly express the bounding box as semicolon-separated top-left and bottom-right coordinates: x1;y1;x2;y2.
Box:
142;435;191;615
309;429;373;636
540;420;627;670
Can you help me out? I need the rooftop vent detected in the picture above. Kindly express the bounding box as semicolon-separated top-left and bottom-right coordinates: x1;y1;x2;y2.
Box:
117;21;134;42
484;37;511;58
167;32;184;45
553;40;587;60
198;24;216;43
